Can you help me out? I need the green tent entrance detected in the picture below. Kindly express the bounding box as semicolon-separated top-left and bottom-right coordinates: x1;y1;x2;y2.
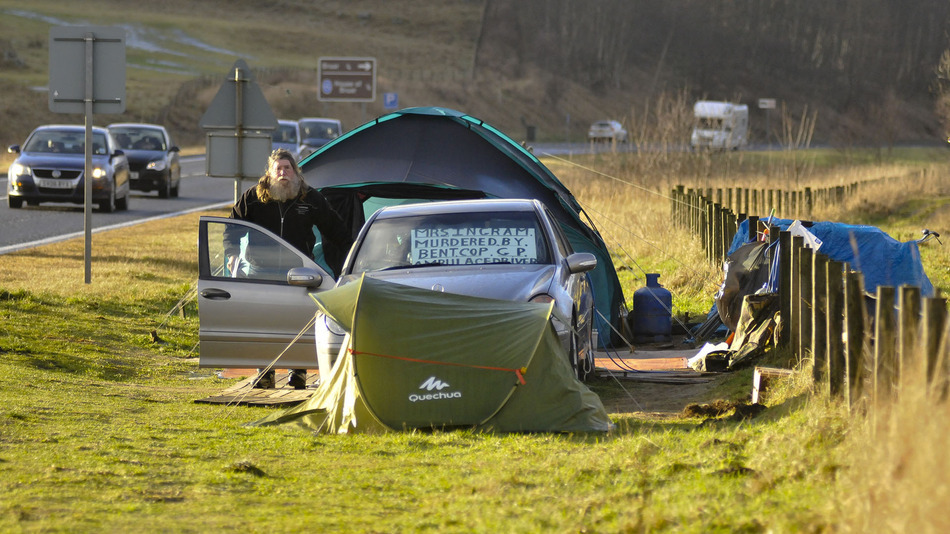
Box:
249;276;611;433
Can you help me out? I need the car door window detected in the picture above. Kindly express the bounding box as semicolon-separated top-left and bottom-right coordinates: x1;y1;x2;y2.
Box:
202;218;309;283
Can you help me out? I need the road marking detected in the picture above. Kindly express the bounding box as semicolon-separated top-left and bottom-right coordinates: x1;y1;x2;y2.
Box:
0;200;232;256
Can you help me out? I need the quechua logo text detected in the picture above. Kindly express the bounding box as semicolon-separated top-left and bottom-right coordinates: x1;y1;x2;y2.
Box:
409;376;462;403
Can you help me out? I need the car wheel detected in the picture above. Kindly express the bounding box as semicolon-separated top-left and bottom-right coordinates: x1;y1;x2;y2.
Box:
569;315;584;381
158;176;170;198
577;319;594;382
99;182;116;213
116;187;129;211
8;196;23;209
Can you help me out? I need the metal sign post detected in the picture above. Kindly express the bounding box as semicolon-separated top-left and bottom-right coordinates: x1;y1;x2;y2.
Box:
758;98;777;149
49;26;125;284
200;60;276;204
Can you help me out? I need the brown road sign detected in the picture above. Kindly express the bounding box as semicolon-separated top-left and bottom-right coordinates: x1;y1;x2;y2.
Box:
318;57;376;102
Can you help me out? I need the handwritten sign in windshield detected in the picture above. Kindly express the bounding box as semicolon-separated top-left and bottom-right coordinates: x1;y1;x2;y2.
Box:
411;227;538;265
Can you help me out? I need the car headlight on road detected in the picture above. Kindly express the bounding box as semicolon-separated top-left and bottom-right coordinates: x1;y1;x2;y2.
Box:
10;163;30;176
91;167;107;179
147;160;166;171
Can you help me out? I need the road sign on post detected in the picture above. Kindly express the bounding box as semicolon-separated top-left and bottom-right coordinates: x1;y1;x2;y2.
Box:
758;98;777;148
48;26;126;285
199;59;277;203
49;26;126;114
318;57;376;102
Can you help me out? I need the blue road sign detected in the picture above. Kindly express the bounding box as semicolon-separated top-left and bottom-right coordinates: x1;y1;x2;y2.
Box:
384;92;398;110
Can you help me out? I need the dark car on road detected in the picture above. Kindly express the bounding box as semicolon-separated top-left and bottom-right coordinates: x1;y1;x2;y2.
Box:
7;124;131;212
296;117;342;160
107;123;181;198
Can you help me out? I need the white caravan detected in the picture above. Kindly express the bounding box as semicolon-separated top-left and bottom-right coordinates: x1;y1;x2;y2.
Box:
690;101;749;150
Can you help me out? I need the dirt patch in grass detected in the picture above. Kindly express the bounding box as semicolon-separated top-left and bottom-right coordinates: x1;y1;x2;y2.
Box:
594;371;735;415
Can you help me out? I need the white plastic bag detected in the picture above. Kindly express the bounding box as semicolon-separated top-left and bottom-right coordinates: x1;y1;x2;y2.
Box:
787;220;823;251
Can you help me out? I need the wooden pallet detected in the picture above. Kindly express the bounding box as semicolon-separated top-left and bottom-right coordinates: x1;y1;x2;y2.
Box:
194;372;320;406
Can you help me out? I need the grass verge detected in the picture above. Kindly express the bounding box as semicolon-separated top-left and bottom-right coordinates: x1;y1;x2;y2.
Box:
2;148;948;530
0;208;847;532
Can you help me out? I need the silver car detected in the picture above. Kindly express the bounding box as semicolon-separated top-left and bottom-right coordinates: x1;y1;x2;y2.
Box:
587;119;628;143
316;198;598;380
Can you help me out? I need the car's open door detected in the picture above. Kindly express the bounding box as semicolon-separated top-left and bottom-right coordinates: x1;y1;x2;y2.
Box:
196;216;335;370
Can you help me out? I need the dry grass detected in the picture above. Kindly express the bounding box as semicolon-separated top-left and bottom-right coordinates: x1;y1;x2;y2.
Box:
546;155;721;316
836;352;950;534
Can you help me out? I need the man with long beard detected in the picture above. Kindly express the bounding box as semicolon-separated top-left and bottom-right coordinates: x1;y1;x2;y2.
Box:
224;148;352;389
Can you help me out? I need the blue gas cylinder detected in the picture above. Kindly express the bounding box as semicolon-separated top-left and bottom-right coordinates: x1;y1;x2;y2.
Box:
631;273;672;342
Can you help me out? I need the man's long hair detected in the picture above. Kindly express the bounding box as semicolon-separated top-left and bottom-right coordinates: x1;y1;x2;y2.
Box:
256;148;306;203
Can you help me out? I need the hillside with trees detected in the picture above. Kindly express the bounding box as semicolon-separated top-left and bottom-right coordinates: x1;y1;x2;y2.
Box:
1;0;949;148
474;0;950;146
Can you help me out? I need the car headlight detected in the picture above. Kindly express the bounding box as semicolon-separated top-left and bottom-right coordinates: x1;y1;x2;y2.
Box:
10;162;30;176
91;167;107;179
147;160;166;171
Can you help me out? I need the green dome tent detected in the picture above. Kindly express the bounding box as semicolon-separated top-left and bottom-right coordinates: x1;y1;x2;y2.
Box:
300;107;626;346
249;276;611;433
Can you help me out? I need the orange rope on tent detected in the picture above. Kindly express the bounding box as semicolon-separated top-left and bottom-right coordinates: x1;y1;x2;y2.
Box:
349;348;528;385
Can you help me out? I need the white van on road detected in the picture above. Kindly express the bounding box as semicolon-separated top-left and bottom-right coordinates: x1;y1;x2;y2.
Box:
690;101;749;150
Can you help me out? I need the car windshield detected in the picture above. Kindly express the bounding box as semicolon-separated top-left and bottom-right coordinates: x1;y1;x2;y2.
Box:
696;117;724;129
108;127;165;151
299;120;340;141
351;210;552;274
272;123;298;143
24;130;109;155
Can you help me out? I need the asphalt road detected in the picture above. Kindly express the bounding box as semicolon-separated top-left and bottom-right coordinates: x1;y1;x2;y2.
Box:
0;156;242;254
0;142;637;255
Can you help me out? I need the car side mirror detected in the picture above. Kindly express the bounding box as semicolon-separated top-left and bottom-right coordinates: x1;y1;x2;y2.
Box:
565;252;597;274
113;149;125;157
287;267;324;288
170;146;180;153
8;145;20;154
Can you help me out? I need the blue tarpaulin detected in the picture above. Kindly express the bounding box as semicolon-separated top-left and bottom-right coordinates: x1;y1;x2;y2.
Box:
730;218;934;297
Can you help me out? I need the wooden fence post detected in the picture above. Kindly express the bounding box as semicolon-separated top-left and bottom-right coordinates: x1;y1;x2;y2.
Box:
790;235;804;357
812;253;828;384
799;246;814;365
826;260;845;399
844;270;867;412
778;231;792;347
898;285;922;395
922;296;948;386
873;286;897;405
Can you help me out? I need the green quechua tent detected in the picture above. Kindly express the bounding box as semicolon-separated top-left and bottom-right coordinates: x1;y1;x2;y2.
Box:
249;276;611;433
299;106;626;347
